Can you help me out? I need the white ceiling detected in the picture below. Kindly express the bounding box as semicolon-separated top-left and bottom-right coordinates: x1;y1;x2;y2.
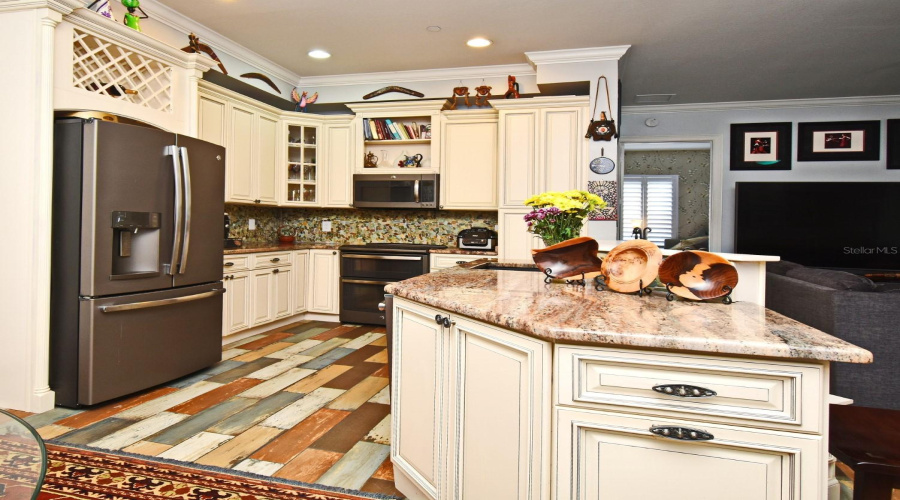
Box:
155;0;900;105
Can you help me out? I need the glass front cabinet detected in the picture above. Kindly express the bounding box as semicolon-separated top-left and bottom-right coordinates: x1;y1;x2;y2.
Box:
283;121;320;205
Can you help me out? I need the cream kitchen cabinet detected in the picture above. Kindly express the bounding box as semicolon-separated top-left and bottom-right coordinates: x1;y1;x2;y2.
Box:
199;82;280;206
439;111;499;210
391;298;830;500
308;250;340;314
293;250;309;314
428;253;489;272
249;252;292;326
491;97;589;261
322;118;355;208
391;298;551;500
222;270;251;335
555;408;822;500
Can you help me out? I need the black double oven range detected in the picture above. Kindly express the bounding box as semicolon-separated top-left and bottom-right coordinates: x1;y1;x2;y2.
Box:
338;243;446;325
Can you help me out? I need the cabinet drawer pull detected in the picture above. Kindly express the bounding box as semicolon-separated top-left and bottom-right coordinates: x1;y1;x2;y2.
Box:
652;384;717;398
456;260;466;265
224;262;235;267
271;257;281;262
649;426;714;441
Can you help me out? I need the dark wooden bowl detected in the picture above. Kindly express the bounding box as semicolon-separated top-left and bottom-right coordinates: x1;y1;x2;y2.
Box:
600;240;662;293
658;250;739;300
278;235;296;243
531;237;603;279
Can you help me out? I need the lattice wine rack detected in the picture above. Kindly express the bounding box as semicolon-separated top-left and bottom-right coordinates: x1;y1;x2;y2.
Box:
71;28;173;113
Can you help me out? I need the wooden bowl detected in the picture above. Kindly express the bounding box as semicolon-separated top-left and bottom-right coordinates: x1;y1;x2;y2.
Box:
658;250;739;300
278;235;296;244
600;240;663;293
531;237;603;279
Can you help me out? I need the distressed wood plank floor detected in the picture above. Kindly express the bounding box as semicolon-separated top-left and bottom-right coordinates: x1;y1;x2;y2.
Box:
20;321;403;499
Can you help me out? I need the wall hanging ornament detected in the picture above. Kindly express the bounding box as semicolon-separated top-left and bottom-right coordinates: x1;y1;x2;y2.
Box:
585;76;618;141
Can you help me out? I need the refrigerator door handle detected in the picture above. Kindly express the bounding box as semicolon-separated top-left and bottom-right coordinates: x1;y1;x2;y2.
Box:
178;146;192;274
165;145;184;276
99;288;224;313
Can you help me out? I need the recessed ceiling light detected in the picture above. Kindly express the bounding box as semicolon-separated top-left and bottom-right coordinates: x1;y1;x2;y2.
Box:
426;26;442;32
466;37;492;48
308;50;331;59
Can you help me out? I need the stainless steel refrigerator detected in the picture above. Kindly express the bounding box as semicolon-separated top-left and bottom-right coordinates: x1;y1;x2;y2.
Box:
51;118;226;407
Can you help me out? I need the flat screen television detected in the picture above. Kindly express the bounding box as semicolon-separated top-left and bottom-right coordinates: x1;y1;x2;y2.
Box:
735;182;900;272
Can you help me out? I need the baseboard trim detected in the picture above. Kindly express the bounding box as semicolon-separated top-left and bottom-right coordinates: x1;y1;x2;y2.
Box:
222;311;340;345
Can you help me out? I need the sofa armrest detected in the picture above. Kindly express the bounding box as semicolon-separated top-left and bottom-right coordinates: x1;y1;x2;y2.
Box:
765;273;836;334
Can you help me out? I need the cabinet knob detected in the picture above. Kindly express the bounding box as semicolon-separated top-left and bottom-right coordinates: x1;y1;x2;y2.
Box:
255;199;261;204
273;269;280;274
333;251;337;255
442;316;453;328
378;302;386;312
435;314;444;325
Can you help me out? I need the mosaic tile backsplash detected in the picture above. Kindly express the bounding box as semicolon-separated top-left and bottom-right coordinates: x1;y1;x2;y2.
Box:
225;204;498;246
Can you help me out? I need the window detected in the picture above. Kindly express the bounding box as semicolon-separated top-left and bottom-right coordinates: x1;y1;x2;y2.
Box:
620;175;679;246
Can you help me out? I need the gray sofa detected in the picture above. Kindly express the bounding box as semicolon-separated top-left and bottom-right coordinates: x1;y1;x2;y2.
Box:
765;261;900;410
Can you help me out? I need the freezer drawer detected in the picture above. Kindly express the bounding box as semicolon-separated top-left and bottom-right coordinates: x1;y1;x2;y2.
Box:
75;283;224;406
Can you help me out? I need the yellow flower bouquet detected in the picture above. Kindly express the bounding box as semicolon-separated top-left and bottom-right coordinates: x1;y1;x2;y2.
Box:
524;190;606;246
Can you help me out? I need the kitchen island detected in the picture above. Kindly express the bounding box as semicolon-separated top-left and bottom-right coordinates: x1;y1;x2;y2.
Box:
385;265;871;500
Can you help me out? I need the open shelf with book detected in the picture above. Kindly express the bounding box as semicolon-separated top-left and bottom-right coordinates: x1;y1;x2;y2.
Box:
348;100;446;174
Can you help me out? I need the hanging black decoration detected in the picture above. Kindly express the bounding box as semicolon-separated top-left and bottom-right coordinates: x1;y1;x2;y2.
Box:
585;76;618;141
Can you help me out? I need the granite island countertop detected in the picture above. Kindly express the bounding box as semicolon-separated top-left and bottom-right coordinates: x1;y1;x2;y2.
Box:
385;264;872;363
224;241;339;255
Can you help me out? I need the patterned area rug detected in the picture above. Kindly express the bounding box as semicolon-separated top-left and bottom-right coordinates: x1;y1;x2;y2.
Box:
0;435;45;500
39;444;400;500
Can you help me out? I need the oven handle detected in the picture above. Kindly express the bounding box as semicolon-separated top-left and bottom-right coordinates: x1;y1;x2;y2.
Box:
342;279;396;286
342;254;423;261
414;180;420;203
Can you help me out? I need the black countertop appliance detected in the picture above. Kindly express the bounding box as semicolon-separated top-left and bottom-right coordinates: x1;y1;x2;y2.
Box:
457;227;497;251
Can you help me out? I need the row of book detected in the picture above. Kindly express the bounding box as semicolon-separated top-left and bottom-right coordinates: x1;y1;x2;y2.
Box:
363;118;431;141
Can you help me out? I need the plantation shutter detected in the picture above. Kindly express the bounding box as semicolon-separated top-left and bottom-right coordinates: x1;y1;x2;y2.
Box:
620;175;679;246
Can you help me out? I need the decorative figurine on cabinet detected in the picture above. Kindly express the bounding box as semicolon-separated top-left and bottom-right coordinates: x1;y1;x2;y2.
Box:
291;88;319;112
504;75;520;99
87;0;116;21
473;85;492;106
181;33;228;75
448;86;470;110
121;0;148;32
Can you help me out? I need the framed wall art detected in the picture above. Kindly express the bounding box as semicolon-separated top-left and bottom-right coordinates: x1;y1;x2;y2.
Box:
729;122;792;170
888;119;899;170
797;120;880;162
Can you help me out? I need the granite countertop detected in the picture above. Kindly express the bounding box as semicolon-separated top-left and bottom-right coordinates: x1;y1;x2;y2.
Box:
224;241;339;255
430;246;498;256
385;264;872;363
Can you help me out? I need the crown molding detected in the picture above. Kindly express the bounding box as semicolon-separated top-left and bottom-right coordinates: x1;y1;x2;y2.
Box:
135;0;301;86
298;63;535;87
525;46;631;66
489;95;589;110
622;95;900;114
0;0;82;14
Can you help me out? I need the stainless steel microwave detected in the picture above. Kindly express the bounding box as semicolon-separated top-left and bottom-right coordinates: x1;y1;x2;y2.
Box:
352;174;439;209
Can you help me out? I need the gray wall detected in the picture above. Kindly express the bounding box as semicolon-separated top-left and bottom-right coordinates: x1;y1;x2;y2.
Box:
621;101;900;252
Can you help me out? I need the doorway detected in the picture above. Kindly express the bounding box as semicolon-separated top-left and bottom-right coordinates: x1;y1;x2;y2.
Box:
620;137;723;251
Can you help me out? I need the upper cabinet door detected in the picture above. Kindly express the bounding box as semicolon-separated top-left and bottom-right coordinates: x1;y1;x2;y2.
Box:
256;113;279;205
323;122;353;208
499;111;538;208
441;116;499;210
197;95;226;147
539;107;584;194
227;105;255;203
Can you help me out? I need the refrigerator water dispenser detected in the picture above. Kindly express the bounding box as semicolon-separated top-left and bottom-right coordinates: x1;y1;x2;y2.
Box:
111;211;161;279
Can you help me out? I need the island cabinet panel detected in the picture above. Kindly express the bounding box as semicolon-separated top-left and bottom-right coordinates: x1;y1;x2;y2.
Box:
392;300;449;500
557;346;825;433
555;408;823;500
447;317;551;500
